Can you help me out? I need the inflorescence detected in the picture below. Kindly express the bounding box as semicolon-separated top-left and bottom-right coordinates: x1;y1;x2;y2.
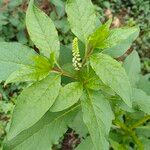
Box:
72;37;82;71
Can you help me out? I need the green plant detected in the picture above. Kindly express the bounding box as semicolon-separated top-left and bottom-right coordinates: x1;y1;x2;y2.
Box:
0;0;150;150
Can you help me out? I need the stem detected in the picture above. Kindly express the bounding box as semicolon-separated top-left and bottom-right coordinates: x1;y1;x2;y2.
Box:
130;115;150;129
82;46;93;66
113;120;128;131
113;120;144;150
130;130;144;150
52;67;77;80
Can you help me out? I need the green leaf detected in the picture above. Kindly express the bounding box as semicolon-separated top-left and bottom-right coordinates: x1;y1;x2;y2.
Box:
140;138;150;150
7;74;61;140
110;139;127;150
5;55;53;84
103;27;139;57
102;27;139;51
81;90;114;150
85;68;115;95
4;105;80;150
88;25;139;57
88;19;111;49
132;88;150;114
123;50;141;86
61;63;77;84
85;74;102;91
66;0;97;43
90;53;132;107
75;137;94;150
50;82;83;112
69;110;88;137
59;44;72;66
51;0;65;18
136;126;150;138
0;42;37;81
8;0;22;7
26;0;60;58
137;74;150;95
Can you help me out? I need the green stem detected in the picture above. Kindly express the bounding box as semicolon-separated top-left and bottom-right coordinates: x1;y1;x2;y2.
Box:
113;120;144;150
130;115;150;129
113;120;128;131
129;130;144;150
82;46;93;66
52;67;77;80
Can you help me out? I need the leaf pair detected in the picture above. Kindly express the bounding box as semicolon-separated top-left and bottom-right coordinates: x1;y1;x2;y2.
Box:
7;79;83;141
5;77;84;150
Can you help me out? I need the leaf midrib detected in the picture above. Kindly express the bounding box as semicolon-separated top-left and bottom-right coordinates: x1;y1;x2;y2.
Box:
86;90;104;148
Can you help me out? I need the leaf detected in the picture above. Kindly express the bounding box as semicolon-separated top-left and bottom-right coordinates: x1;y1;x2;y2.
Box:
88;19;112;49
69;110;88;137
66;0;97;43
51;0;65;18
0;42;37;81
61;63;77;84
81;90;114;150
136;126;150;138
75;137;94;150
85;74;103;91
90;53;132;107
4;105;80;150
137;74;150;95
8;0;22;7
102;26;139;51
26;0;60;58
50;82;83;112
110;139;127;150
132;88;150;114
140;138;150;150
123;50;141;86
103;27;139;57
59;44;72;66
88;26;139;56
85;68;115;95
5;55;53;84
7;74;61;140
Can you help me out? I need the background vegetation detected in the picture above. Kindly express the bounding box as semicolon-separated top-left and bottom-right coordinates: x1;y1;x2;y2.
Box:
0;0;149;149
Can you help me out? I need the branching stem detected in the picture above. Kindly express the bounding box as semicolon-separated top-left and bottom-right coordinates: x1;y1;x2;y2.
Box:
113;119;144;150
